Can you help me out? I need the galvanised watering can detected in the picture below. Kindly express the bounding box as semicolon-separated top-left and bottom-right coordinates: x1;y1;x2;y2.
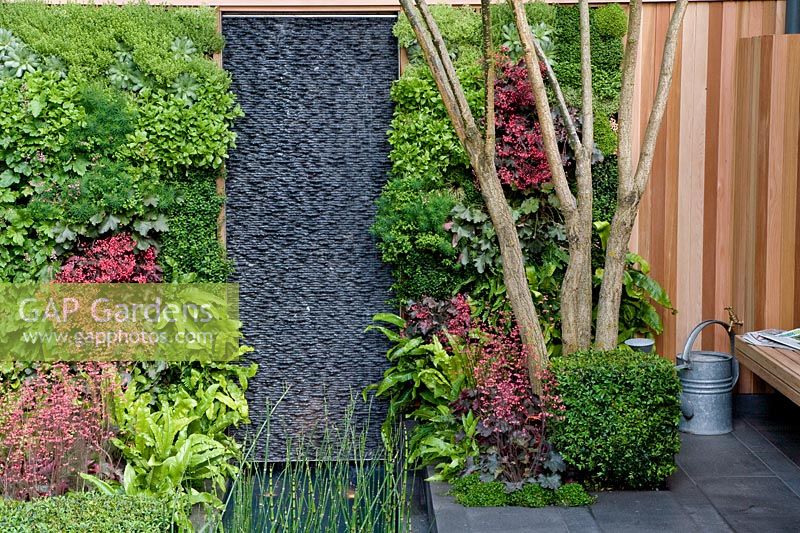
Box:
676;319;740;435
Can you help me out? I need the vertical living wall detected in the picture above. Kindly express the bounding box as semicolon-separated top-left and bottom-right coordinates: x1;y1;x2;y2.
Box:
0;4;237;283
0;4;253;525
374;4;671;355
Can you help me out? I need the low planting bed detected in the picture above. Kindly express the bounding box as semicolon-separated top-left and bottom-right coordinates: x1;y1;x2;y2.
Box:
0;493;172;533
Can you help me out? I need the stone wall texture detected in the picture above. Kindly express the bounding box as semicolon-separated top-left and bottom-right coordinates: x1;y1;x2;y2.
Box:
222;15;397;458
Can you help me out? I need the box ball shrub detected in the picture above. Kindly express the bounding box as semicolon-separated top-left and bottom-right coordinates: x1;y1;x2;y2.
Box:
593;4;629;38
549;348;681;489
0;492;172;533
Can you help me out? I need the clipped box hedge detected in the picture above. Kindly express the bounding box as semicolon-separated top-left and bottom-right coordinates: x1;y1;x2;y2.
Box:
549;348;682;489
0;492;172;532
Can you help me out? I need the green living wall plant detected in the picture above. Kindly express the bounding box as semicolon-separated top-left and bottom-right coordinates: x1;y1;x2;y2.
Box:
376;3;671;345
0;3;249;529
0;3;239;282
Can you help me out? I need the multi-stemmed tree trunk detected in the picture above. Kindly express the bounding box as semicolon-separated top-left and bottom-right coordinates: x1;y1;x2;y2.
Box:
398;0;548;394
593;0;689;348
398;0;689;390
510;0;595;355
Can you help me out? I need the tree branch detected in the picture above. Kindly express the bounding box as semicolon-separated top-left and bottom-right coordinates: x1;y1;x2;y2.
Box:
533;40;582;155
415;0;481;143
398;0;475;149
578;0;593;157
510;0;577;214
481;0;496;158
616;0;642;193
399;0;550;393
633;0;689;193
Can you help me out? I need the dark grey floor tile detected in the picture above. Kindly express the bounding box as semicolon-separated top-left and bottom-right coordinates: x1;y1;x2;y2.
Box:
668;467;733;532
731;421;800;481
558;507;602;533
732;418;774;452
678;433;772;479
590;491;698;533
751;427;800;467
465;507;568;533
783;478;800;499
695;476;800;533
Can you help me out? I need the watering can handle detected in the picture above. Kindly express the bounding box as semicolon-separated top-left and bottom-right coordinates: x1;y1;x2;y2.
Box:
681;320;739;387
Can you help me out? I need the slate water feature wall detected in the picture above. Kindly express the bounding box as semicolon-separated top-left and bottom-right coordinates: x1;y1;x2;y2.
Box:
221;15;397;458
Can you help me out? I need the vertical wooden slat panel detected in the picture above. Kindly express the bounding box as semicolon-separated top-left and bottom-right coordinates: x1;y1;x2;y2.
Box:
731;36;757;391
677;4;708;351
784;37;800;325
701;1;722;350
728;35;800;393
711;0;739;352
651;2;683;359
776;0;787;32
777;37;799;331
764;38;786;329
631;1;793;385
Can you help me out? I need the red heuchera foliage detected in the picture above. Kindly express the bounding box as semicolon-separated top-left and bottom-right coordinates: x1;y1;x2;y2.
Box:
453;321;565;483
473;325;531;424
0;363;119;499
494;58;553;191
56;233;162;283
404;294;472;343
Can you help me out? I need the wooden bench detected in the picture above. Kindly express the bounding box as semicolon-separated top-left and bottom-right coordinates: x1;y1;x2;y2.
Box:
735;336;800;405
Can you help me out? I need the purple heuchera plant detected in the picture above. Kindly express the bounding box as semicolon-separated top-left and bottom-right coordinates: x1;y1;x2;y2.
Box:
404;294;471;342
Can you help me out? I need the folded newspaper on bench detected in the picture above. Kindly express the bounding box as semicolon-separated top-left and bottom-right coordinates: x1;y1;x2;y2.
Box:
742;328;800;351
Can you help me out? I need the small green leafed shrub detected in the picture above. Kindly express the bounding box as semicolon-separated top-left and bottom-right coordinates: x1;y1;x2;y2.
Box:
553;5;625;117
507;483;553;508
549;348;682;489
451;475;593;508
0;492;172;533
591;156;619;224
450;475;508;507
593;4;628;38
593;114;618;156
394;5;482;64
161;179;232;282
554;483;595;506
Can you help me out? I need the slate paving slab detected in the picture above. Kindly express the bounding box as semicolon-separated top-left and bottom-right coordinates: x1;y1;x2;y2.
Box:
589;490;702;533
677;433;773;480
694;477;800;533
667;468;733;533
